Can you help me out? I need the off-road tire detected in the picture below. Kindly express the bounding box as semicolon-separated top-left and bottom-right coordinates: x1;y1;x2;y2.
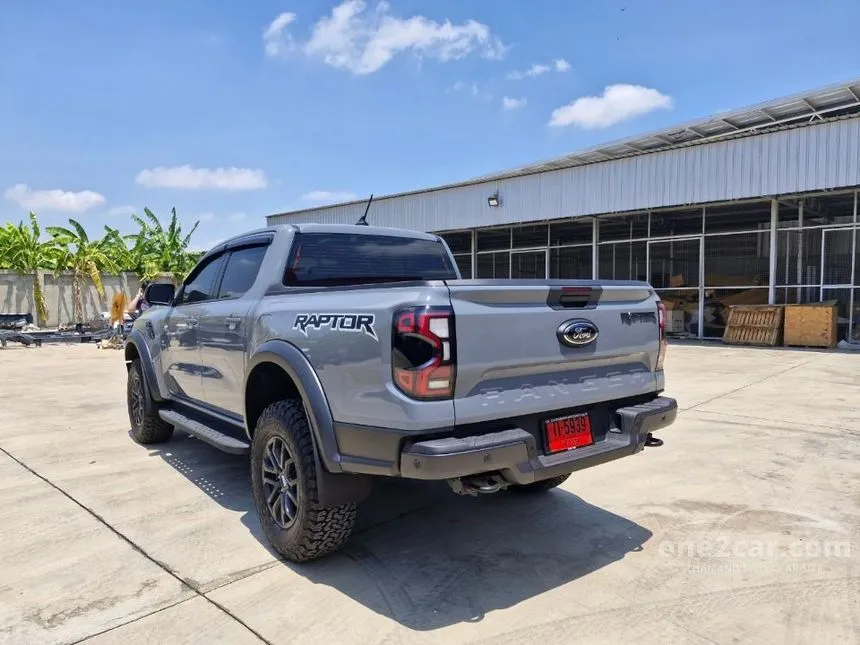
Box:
251;400;357;563
127;359;174;444
510;473;571;494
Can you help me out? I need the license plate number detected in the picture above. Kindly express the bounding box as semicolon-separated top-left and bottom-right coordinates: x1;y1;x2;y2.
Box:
544;413;594;453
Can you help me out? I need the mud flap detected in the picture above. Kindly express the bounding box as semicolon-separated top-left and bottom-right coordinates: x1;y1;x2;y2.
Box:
314;450;374;508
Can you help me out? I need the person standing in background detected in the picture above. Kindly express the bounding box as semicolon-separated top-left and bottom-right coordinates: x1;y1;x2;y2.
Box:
126;281;151;318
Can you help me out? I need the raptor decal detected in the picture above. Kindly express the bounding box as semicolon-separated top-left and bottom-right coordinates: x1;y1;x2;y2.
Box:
293;313;378;341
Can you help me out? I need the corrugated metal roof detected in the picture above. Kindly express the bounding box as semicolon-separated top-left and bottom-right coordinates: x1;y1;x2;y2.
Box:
268;78;860;221
474;78;860;180
267;115;860;233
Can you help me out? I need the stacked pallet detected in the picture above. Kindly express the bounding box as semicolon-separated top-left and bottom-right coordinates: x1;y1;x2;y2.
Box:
722;305;784;347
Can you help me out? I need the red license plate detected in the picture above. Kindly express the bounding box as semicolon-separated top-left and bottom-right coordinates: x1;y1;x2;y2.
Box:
544;413;594;453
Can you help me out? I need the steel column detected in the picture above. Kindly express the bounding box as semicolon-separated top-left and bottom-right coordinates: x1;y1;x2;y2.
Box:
645;211;651;285
850;191;858;342
470;229;477;279
796;201;804;302
545;224;551;279
698;206;706;339
592;218;600;279
768;199;778;304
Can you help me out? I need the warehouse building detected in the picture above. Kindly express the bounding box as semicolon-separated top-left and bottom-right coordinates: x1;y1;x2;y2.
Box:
268;79;860;344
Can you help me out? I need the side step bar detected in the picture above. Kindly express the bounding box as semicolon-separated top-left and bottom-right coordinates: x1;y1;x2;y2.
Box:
158;409;250;455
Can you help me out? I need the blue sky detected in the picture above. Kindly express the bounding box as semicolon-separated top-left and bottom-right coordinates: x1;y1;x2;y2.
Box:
2;0;859;250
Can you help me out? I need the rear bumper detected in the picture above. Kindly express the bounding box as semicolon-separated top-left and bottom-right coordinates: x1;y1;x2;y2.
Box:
401;396;677;484
337;396;677;484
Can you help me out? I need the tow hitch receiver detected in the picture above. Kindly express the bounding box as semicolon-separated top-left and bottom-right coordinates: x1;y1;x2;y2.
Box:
645;432;664;447
448;472;510;496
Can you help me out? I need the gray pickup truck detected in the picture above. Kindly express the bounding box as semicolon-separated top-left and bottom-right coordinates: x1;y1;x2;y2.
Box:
124;223;677;562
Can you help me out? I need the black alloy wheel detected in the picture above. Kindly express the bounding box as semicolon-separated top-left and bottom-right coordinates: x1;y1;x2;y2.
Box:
261;435;300;529
129;369;146;429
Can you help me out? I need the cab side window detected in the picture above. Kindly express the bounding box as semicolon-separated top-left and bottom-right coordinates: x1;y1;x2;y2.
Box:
177;255;224;305
217;245;267;299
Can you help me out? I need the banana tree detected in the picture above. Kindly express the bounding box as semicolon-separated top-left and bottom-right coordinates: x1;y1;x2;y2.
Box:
0;212;58;327
48;219;119;324
0;223;12;268
131;207;200;283
102;225;141;273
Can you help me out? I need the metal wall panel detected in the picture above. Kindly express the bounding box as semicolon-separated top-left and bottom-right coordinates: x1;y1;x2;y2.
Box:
267;118;860;233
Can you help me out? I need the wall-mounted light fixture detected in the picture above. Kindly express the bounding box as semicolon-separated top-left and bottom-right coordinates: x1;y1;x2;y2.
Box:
487;192;500;207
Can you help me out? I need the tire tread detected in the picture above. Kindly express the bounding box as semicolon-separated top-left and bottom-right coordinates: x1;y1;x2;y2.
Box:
254;400;357;562
128;360;173;444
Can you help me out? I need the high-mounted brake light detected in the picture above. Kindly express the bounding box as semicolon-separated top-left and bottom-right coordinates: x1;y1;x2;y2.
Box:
392;306;456;399
656;300;667;371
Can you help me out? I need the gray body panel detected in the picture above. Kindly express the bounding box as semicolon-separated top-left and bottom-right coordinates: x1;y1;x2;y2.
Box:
446;280;661;425
251;285;457;431
198;296;255;419
161;303;206;402
128;223;668;477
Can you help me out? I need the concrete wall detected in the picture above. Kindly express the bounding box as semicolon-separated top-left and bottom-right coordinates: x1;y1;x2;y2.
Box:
0;270;141;328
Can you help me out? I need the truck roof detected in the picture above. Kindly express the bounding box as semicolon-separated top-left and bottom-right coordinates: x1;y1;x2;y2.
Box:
205;222;441;254
290;222;441;241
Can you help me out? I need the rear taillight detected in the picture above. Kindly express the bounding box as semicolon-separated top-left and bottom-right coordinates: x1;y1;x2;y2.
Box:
656;300;667;371
392;306;456;399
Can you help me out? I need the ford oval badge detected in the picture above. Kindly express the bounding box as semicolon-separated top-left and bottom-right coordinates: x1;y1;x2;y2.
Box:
557;319;599;347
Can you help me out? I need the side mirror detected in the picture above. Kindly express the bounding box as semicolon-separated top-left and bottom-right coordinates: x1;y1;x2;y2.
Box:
144;282;176;306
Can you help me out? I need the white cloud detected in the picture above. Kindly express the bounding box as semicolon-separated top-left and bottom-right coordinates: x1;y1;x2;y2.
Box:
449;80;492;101
263;12;297;58
193;211;246;223
302;190;358;204
3;183;105;213
108;204;137;217
508;58;571;80
135;165;268;191
554;58;571;72
549;84;673;129
507;63;549;80
502;96;527;111
265;1;506;75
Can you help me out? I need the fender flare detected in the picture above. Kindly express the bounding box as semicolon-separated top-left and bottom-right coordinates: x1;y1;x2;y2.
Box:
245;339;373;508
125;331;164;403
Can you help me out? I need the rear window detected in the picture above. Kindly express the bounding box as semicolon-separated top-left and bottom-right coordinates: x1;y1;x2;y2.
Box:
284;232;458;286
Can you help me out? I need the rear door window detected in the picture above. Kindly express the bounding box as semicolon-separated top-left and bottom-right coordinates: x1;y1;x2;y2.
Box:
217;245;268;299
284;233;458;286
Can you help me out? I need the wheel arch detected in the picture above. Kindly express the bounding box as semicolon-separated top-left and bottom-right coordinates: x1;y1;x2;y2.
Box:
245;340;373;507
124;333;164;403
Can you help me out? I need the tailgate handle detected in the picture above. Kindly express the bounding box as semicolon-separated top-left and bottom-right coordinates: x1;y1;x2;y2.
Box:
547;287;599;309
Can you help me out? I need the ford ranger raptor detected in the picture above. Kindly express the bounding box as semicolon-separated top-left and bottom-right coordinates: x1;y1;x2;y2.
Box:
124;223;677;562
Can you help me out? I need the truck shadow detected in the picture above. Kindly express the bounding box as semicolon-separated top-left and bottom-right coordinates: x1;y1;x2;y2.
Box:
148;434;652;631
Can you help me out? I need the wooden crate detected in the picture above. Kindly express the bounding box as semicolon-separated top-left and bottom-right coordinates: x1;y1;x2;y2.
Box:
722;305;784;347
783;302;838;348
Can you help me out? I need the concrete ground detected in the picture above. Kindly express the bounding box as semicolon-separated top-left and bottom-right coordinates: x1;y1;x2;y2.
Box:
0;343;857;645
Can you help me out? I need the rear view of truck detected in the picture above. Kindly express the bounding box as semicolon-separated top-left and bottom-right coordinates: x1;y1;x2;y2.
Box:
276;225;676;497
125;222;676;563
392;276;676;494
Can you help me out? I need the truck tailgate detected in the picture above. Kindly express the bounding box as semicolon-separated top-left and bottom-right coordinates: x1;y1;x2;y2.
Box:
446;280;662;425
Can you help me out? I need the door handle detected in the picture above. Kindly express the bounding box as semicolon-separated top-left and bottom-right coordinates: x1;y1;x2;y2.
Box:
225;317;242;330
